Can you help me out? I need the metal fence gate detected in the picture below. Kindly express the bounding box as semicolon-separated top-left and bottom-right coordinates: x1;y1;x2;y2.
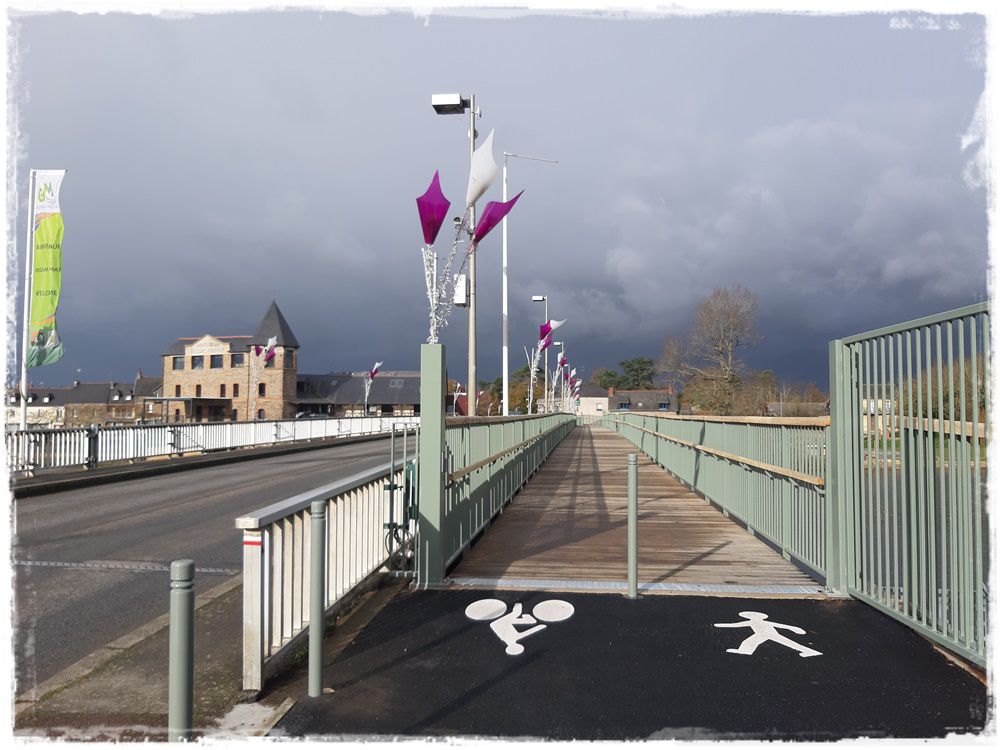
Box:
829;302;989;667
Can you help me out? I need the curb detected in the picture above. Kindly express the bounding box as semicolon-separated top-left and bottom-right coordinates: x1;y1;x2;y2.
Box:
14;573;243;712
12;432;392;497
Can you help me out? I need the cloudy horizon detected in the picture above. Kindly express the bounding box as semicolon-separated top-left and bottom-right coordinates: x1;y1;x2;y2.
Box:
5;8;988;394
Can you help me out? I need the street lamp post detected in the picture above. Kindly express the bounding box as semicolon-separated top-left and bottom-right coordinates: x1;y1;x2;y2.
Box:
501;153;556;416
432;92;481;414
531;294;548;412
554;340;564;412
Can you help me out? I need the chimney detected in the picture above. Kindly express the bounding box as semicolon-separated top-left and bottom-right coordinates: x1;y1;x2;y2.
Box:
608;387;615;397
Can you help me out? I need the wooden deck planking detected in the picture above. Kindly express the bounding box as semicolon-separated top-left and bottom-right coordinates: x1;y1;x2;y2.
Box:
453;425;820;591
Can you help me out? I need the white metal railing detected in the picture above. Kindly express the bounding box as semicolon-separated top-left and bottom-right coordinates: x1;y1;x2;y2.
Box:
235;447;416;691
6;416;419;474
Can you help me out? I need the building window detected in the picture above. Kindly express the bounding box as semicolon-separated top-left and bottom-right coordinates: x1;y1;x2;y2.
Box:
658;402;670;411
195;384;202;397
175;385;181;397
231;409;238;421
231;353;245;368
172;356;184;370
44;394;53;403
174;409;181;422
257;409;265;420
210;354;223;369
258;383;266;397
233;383;240;398
191;355;204;370
286;351;295;369
113;391;121;401
619;402;629;411
220;384;226;397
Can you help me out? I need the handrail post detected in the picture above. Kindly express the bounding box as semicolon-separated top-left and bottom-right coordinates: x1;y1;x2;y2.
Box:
417;343;446;586
627;453;638;599
85;425;99;469
826;339;846;594
241;529;264;691
309;500;326;697
168;560;194;742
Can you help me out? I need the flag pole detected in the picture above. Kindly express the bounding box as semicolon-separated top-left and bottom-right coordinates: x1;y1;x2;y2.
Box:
20;169;37;431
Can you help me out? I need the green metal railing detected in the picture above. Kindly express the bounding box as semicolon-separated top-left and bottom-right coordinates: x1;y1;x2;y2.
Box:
606;412;830;580
830;302;989;666
416;344;575;584
442;413;576;569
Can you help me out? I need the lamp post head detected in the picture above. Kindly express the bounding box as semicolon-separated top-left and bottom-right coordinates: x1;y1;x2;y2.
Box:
432;93;470;115
531;295;546;302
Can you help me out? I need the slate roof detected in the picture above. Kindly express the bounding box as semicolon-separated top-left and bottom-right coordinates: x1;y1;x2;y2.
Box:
133;374;163;397
296;372;420;406
254;300;300;348
162;301;299;355
164;335;254;356
611;389;675;410
7;381;137;407
578;383;608;398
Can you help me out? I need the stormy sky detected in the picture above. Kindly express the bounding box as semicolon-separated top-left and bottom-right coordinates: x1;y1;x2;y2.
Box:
5;8;989;392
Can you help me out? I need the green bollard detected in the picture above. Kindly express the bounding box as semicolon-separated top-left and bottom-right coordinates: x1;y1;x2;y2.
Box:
168;560;194;742
627;454;638;599
309;499;327;697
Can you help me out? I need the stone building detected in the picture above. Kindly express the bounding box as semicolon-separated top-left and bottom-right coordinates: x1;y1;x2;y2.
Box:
153;301;300;422
5;374;161;427
294;372;420;417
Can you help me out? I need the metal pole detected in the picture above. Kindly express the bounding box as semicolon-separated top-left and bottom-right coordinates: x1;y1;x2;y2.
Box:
467;94;478;416
627;453;638;599
168;559;194;742
20;169;37;431
501;156;509;416
309;499;327;697
544;298;548;413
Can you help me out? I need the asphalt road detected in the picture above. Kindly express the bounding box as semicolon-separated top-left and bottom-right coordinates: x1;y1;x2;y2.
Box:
275;589;988;740
12;435;412;695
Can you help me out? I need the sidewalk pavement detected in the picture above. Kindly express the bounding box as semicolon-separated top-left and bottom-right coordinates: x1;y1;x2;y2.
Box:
268;587;990;741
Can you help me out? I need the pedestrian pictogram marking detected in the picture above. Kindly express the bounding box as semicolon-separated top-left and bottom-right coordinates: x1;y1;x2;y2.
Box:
465;598;574;655
714;611;822;657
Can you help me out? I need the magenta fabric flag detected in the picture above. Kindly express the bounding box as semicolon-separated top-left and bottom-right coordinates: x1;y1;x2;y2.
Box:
416;171;451;246
558;356;567;368
472;190;523;243
369;360;383;380
539;332;553;352
540;319;566;340
263;335;278;362
254;346;263;356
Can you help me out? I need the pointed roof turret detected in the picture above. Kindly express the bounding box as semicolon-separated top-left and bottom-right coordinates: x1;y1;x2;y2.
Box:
254;300;300;348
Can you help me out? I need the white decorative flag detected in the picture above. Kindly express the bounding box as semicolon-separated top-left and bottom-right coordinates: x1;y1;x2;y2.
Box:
466;129;498;207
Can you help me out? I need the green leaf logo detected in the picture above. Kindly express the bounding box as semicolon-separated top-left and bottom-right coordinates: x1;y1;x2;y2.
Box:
38;183;52;203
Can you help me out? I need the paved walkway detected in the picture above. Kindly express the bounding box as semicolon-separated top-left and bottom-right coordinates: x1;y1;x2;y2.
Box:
452;425;821;595
271;587;988;740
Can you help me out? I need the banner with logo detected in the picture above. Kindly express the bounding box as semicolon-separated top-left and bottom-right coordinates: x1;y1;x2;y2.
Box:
27;169;66;367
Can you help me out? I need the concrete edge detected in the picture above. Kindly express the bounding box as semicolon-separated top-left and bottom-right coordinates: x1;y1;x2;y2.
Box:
254;697;296;736
13;573;243;711
12;432;390;498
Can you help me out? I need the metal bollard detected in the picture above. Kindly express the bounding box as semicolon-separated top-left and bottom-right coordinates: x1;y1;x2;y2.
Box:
309;499;327;697
627;453;638;599
168;560;194;742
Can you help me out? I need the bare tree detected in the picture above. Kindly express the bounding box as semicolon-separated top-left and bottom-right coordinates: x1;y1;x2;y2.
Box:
685;284;760;383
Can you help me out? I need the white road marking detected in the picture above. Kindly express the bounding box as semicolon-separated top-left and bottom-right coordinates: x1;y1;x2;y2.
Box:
465;598;575;656
714;611;822;657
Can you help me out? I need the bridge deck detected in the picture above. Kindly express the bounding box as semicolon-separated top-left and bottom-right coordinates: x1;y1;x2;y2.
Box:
452;425;822;595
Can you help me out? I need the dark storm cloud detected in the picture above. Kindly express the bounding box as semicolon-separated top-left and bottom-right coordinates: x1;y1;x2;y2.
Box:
6;10;987;390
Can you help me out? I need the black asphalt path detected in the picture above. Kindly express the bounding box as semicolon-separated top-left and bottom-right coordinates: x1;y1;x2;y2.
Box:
275;589;987;740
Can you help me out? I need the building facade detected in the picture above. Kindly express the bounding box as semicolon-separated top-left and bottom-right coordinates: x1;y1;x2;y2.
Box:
153;301;300;422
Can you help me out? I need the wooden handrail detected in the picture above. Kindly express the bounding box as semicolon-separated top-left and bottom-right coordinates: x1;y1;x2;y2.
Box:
612;418;826;488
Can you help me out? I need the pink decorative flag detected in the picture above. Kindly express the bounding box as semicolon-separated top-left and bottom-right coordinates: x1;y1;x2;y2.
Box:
472;190;523;243
416;171;451;246
263;336;278;362
539;319;566;340
369;361;383;380
558;356;567;368
539;332;553;352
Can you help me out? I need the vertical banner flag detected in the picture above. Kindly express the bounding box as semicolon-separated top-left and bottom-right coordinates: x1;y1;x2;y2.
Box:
28;170;66;367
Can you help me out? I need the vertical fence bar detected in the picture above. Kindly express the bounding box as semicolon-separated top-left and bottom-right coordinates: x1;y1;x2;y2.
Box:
418;344;446;586
309;500;326;697
627;453;638;599
168;560;194;742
